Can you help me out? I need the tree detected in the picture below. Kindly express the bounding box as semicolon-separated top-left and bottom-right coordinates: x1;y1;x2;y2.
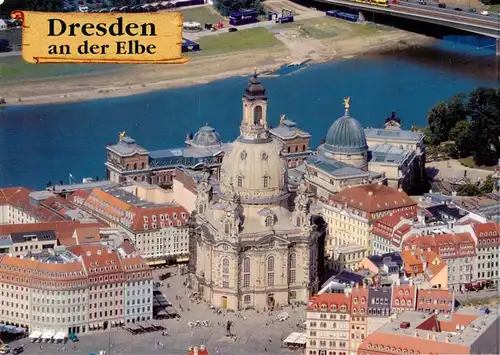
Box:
480;175;495;194
0;0;61;15
467;87;500;166
427;93;467;146
214;0;264;16
449;120;473;158
457;183;481;196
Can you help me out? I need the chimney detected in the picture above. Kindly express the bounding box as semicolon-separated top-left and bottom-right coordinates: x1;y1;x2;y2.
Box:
193;346;199;355
97;249;102;255
409;279;413;286
368;191;374;196
86;251;91;257
427;333;431;339
398;188;403;192
378;181;382;185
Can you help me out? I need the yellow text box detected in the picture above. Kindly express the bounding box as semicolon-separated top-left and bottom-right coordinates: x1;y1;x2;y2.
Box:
12;10;188;64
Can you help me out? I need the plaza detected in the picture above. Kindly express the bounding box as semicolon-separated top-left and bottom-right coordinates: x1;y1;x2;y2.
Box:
7;267;307;355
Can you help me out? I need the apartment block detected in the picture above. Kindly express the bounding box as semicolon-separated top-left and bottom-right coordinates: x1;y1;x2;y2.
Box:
69;183;190;265
0;243;152;340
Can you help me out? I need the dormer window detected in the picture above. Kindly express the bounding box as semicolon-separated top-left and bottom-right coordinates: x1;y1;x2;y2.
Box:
143;216;148;222
265;215;274;227
152;216;157;222
160;215;164;220
165;214;170;220
173;213;177;219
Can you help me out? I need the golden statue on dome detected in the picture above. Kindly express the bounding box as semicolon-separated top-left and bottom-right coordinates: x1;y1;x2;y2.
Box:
343;97;351;114
119;131;126;141
280;114;286;125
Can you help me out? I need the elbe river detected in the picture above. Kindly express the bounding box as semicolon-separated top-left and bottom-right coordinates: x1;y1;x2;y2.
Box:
0;35;497;189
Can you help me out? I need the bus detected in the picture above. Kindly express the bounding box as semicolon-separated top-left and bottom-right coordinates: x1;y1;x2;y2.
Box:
229;10;259;26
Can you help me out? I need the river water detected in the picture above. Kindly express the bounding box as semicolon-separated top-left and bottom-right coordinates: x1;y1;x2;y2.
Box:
0;35;496;188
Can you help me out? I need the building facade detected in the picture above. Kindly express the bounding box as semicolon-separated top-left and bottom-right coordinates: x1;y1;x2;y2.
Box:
269;117;312;168
70;185;190;265
105;126;227;187
322;184;417;253
189;74;325;311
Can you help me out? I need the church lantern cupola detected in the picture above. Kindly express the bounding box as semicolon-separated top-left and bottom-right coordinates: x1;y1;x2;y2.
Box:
240;70;270;142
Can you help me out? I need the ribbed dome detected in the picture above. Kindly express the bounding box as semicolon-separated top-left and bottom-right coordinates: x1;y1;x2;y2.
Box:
192;125;221;147
324;114;368;154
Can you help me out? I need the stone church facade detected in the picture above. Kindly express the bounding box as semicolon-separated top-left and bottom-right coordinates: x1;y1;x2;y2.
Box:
188;73;325;311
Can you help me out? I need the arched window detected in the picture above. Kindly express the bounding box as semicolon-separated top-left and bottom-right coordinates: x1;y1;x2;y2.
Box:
222;258;229;288
265;215;273;227
224;222;230;234
267;256;275;287
263;176;269;188
303;145;306;152
288;253;296;284
237;175;243;188
126;164;130;170
133;163;137;170
243;257;250;288
253;105;263;124
141;162;145;169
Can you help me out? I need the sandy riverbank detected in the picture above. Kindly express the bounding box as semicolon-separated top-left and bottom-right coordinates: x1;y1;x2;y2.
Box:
0;30;434;107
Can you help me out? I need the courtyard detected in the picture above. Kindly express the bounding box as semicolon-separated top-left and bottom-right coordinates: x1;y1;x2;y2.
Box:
7;267;307;355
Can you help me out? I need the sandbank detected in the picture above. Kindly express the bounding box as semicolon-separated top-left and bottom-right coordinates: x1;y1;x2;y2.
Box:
0;30;434;107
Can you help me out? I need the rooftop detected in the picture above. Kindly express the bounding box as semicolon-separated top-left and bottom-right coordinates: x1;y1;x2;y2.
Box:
330;184;417;214
370;143;412;165
360;306;498;353
306;150;377;178
269;119;311;140
364;127;423;142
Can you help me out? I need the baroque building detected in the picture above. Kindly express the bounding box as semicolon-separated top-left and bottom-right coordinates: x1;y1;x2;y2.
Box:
305;105;425;200
188;73;325;311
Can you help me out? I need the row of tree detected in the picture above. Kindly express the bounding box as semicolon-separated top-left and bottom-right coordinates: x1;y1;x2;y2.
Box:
214;0;264;16
426;87;500;166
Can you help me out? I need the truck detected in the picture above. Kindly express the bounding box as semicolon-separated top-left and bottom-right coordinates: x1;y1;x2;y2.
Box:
229;10;259;26
326;10;359;23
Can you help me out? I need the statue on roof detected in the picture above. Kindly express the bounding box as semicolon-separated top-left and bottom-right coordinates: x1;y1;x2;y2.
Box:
343;97;351;114
280;114;286;125
119;131;126;141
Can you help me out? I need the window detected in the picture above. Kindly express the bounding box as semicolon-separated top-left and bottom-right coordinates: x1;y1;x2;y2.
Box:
265;215;273;227
288;253;296;284
237;175;243;187
267;256;275;287
243;258;251;288
222;258;229;288
253;105;263;124
263;176;269;188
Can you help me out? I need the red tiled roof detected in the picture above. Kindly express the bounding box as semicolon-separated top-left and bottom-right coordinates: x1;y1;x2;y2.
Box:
330;184;417;215
73;188;189;232
403;232;476;259
0;221;102;240
471;222;500;247
307;293;352;311
0;187;65;222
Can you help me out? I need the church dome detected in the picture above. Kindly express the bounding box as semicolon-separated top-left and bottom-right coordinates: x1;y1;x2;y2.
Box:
192;125;221;147
324;112;367;154
219;139;288;203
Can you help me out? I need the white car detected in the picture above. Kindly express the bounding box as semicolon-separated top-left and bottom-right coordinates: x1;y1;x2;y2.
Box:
480;10;489;16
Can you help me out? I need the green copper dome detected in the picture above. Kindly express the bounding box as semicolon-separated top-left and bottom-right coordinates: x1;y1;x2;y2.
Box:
324;113;368;154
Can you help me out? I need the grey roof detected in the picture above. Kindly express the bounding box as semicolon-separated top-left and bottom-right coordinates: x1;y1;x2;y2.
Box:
149;144;229;169
325;113;368;154
107;137;149;157
0;235;12;247
102;186;177;208
364;127;423;142
270;120;311;139
306;152;369;178
10;230;57;244
190;125;222;148
369;143;410;165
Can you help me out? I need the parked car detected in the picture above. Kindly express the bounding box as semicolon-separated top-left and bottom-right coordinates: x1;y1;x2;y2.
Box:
229;27;238;33
438;3;446;8
12;346;24;355
418;0;427;4
454;7;463;11
469;8;477;13
481;10;489;16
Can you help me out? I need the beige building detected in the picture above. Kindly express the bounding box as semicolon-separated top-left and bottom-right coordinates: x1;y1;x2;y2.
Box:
189;74;325;311
322;184;417;253
306;292;351;355
70;183;190;265
0;243;151;339
327;243;367;273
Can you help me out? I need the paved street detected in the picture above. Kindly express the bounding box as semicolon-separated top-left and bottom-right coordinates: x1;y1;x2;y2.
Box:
8;267;307;355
